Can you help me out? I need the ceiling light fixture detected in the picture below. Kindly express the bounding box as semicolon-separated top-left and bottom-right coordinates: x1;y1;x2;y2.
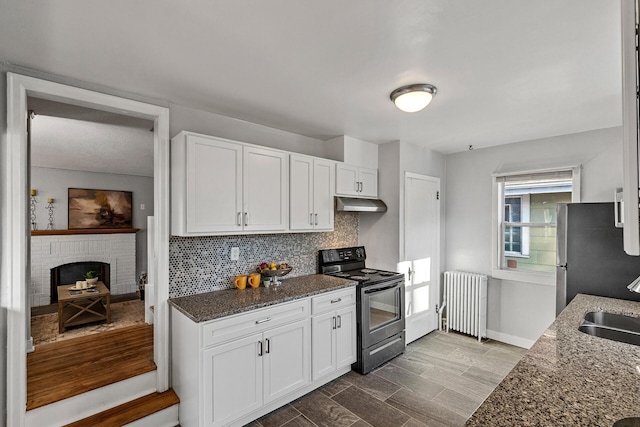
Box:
390;83;437;113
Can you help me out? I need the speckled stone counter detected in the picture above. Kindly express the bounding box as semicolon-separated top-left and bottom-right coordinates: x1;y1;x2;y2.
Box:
466;294;640;426
168;274;356;323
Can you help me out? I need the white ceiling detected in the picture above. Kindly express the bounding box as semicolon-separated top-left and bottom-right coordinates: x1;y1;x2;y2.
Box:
28;98;155;177
1;0;622;154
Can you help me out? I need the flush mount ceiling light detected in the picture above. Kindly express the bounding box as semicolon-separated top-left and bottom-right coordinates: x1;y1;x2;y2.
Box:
390;83;437;113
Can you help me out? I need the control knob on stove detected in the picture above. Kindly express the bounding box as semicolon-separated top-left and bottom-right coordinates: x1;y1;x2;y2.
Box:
355;247;364;258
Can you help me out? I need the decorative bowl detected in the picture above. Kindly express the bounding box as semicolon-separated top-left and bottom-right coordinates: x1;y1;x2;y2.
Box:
260;267;293;278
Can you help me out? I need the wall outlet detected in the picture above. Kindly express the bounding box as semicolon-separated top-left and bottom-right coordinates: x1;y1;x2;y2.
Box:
230;247;240;261
140;203;145;210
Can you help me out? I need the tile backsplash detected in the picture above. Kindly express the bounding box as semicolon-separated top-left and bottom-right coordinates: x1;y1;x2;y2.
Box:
169;212;358;297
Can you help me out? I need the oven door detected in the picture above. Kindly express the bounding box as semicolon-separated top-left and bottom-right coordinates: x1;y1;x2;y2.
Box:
360;278;405;349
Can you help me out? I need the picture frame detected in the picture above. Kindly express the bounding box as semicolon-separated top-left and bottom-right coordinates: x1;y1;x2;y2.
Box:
68;188;133;229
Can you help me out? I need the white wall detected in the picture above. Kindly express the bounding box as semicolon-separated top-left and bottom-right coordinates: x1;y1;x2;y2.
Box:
30;167;154;279
444;126;623;347
0;65;8;427
170;103;327;157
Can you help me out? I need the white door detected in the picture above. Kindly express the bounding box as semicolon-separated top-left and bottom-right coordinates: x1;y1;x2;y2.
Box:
402;172;440;344
187;135;243;233
243;146;288;232
311;311;336;380
204;333;263;427
263;319;310;404
335;163;359;196
335;305;357;369
290;155;314;230
358;167;378;198
313;159;335;230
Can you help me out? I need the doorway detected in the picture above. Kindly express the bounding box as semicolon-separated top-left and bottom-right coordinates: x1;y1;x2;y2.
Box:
4;72;170;426
400;172;441;344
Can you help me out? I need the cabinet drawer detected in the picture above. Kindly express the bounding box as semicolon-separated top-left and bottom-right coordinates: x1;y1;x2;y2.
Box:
202;299;309;348
311;288;356;315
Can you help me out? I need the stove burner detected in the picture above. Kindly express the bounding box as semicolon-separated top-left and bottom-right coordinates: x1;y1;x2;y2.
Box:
334;272;351;278
361;269;377;274
349;276;369;281
379;271;397;276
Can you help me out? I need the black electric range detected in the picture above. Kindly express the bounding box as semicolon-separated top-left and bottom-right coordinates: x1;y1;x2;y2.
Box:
319;246;405;374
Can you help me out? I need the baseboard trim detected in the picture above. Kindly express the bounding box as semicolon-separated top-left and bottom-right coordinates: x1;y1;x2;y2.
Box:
486;329;535;349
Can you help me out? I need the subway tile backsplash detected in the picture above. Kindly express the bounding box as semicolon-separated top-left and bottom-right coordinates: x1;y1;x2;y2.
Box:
168;212;358;297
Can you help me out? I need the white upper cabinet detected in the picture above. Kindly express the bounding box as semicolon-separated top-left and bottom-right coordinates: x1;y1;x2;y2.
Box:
335;163;378;198
171;132;287;236
290;155;334;231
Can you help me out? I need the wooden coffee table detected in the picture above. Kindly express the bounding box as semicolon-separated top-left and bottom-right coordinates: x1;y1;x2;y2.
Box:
57;281;111;333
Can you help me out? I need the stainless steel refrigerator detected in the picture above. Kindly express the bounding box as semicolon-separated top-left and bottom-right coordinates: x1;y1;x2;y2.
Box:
556;202;640;315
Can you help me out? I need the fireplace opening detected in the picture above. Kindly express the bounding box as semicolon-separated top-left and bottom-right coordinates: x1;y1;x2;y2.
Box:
50;261;110;304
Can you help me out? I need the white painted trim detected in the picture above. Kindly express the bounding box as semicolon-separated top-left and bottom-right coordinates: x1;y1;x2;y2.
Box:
123;405;179;427
491;269;555;286
5;73;171;425
25;371;157;427
486;329;535;349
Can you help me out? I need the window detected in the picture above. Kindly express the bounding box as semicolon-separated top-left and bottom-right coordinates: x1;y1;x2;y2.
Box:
492;167;580;285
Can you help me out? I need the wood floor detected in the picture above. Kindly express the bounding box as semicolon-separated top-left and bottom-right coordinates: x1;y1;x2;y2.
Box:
27;324;155;410
249;330;527;427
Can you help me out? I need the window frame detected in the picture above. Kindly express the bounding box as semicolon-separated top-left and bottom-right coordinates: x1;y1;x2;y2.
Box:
491;166;581;286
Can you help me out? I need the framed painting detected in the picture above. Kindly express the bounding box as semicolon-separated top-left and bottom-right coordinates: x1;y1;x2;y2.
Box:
68;188;133;229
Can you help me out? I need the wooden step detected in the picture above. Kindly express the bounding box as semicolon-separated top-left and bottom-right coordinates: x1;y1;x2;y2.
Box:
27;324;155;410
63;389;179;427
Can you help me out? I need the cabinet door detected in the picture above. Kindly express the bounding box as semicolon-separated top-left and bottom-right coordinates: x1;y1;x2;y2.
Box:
203;333;263;427
263;319;310;404
335;305;357;369
335;163;359;196
243;146;288;231
290;155;314;231
358;167;378;198
187;135;243;233
313;159;335;231
311;311;336;380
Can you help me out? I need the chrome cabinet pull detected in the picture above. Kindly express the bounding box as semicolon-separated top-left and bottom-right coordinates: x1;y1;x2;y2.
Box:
237;212;241;226
359;182;363;192
315;213;318;225
255;317;271;324
265;338;270;354
337;315;342;328
332;316;336;329
330;298;342;304
310;213;313;225
244;212;249;226
258;340;263;356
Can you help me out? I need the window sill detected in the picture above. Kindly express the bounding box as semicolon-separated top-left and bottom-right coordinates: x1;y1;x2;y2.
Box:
504;253;530;259
491;269;556;286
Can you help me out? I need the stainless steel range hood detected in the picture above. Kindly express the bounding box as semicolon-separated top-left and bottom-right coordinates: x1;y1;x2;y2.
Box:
335;197;387;213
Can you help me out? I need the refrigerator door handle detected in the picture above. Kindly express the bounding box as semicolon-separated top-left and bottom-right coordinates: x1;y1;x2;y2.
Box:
556;263;567;269
614;189;624;229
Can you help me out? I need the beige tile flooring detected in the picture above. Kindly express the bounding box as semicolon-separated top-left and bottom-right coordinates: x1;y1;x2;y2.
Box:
250;330;527;427
31;299;146;346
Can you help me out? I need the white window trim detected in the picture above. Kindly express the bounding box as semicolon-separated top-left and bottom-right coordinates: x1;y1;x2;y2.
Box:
491;166;581;286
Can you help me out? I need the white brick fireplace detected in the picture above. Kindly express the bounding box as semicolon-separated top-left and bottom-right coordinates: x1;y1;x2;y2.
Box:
30;231;137;307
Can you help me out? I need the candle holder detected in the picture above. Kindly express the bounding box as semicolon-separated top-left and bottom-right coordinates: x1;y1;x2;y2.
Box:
30;189;38;230
46;198;55;230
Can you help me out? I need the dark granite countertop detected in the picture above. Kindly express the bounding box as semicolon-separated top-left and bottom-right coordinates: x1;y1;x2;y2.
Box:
168;274;356;323
466;294;640;426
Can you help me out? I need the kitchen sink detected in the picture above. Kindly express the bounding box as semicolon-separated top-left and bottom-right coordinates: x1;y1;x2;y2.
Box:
578;324;640;346
584;311;640;334
613;417;640;427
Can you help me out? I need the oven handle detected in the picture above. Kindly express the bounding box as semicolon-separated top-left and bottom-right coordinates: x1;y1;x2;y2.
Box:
364;282;401;294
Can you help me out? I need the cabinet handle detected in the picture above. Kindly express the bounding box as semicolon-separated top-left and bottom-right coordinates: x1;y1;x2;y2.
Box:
332;316;337;330
357;182;360;192
359;182;363;192
310;213;314;225
265;338;270;354
244;212;249;226
337;315;342;328
315;213;318;225
255;317;271;324
330;298;342;304
237;212;242;226
258;340;263;356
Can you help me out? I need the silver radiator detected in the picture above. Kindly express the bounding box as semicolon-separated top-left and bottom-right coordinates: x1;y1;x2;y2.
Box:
444;271;487;342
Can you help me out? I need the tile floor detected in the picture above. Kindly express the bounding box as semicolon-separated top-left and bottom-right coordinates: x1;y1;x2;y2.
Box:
250;330;527;427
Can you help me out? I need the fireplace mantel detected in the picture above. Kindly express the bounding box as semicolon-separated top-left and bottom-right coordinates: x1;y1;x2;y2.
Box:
31;228;139;236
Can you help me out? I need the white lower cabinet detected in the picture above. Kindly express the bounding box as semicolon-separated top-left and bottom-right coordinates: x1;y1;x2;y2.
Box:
311;288;357;380
172;287;356;427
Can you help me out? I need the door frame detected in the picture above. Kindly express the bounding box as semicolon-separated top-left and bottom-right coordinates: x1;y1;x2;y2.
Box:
4;73;170;426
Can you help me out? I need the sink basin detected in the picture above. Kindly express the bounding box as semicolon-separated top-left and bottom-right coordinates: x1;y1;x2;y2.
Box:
578;324;640;346
613;417;640;427
584;312;640;334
